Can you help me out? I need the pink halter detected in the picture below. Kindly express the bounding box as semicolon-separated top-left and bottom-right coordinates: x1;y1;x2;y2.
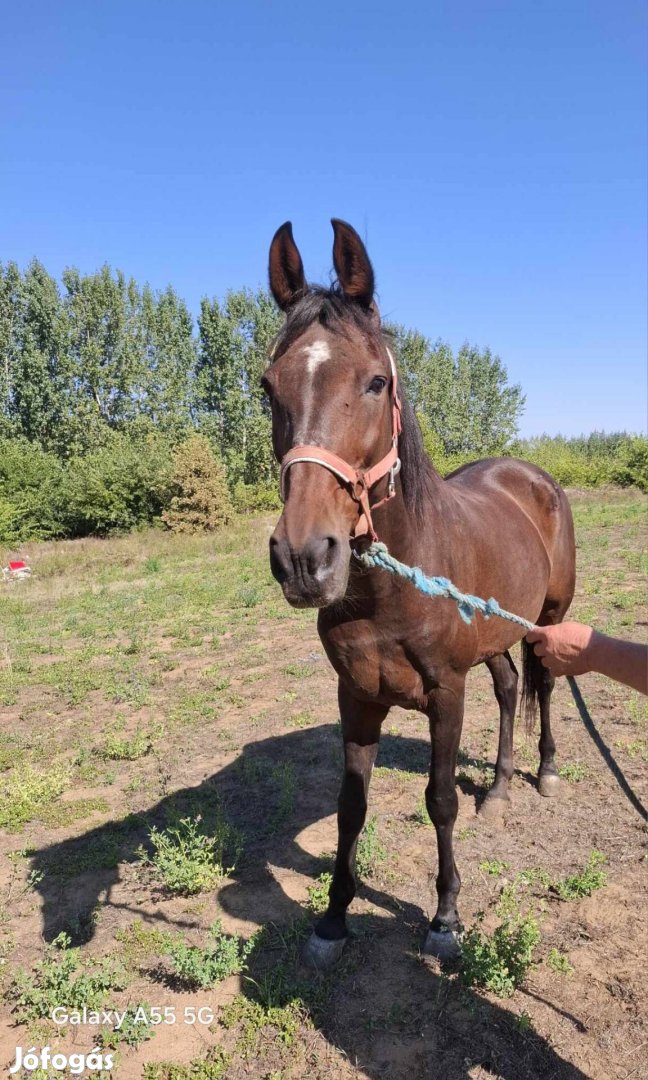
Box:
279;348;402;541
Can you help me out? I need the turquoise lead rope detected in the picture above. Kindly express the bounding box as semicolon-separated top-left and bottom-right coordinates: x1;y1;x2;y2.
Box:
355;541;536;631
355;540;647;820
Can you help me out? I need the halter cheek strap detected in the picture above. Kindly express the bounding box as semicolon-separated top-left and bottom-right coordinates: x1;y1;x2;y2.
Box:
279;348;402;542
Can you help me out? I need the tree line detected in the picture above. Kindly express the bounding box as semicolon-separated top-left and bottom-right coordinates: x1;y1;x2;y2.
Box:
0;259;644;544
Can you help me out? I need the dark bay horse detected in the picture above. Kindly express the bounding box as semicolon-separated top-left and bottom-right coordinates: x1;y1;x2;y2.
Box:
265;219;576;966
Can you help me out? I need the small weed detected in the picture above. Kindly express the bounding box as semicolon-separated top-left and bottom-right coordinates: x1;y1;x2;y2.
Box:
144;557;161;573
101;725;157;761
554;850;607;900
412;795;432;827
140;815;241;896
143;1048;230;1080
457;826;477;841
306;872;332;914
558;762;587;783
287;709;314;728
99;1002;155;1049
166;921;257;988
356;816;387;880
461;888;541;998
479;859;510;877
515;1010;533;1031
546;947;574;975
237;585;262;608
283;662;315;679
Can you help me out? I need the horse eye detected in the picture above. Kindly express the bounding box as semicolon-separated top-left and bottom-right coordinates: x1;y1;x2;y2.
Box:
367;376;387;395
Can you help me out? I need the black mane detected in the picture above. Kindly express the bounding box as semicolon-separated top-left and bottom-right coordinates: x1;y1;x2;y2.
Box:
271;286;440;520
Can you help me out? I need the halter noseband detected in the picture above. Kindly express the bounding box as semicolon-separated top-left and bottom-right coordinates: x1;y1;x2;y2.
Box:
279;348;402;542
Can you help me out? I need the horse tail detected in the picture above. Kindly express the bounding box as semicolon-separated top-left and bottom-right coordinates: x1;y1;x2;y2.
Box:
521;638;542;733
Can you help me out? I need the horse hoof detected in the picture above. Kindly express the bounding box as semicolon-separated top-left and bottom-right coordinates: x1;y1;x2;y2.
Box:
301;932;347;970
478;795;509;821
423;927;462;962
538;773;561;798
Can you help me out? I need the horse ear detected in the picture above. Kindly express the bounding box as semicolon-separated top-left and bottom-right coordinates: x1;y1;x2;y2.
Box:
268;222;307;311
331;218;377;313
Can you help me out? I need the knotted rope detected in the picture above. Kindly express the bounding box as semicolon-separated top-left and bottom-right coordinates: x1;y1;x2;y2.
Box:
355;541;536;630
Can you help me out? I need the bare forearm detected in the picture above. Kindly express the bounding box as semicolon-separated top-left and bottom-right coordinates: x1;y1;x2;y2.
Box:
586;632;648;695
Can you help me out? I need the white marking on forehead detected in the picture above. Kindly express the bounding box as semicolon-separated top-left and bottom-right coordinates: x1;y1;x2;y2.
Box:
303;339;331;376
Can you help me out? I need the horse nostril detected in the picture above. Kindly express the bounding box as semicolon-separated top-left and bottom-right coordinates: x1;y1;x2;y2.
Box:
269;535;288;583
305;535;339;577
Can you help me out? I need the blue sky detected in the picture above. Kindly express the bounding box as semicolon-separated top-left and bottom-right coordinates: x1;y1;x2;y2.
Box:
1;0;645;436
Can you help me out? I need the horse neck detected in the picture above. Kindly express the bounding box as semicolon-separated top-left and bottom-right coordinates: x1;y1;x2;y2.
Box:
369;462;458;568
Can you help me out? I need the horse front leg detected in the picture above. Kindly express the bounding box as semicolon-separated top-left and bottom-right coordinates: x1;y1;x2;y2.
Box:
423;679;465;961
302;683;388;969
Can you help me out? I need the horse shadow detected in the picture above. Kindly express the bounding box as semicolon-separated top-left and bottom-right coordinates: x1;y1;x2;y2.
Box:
28;725;587;1079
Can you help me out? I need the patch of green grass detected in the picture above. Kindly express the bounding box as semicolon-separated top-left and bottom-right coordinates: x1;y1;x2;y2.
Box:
166;920;257;989
169;690;219;726
140;815;241;896
283;662;316;679
287;709;314;728
115;920;174;970
546;947;574;975
554;850;607;900
0;734;25;772
479;859;510;877
6;932;126;1024
457;826;477;841
99;1001;156;1049
270;762;296;828
39;796;110;828
356;816;387;880
0;764;69;830
101;725;157;761
558;762;587;783
220;995;308;1052
306;872;332;914
143;1048;231;1080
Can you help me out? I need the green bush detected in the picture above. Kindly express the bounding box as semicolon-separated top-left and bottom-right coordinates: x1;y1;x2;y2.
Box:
231;480;281;512
57;431;173;537
0;437;64;542
610;436;648;492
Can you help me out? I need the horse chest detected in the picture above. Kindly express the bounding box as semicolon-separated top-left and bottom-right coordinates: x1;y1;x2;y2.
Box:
318;616;441;709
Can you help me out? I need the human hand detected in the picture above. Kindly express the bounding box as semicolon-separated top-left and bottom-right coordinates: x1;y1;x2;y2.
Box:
525;621;595;677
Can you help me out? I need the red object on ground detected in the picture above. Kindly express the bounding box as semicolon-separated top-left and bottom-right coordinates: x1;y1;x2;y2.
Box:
8;561;27;571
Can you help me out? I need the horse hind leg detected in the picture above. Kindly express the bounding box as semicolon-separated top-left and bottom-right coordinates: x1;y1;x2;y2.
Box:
522;615;562;798
479;651;518;821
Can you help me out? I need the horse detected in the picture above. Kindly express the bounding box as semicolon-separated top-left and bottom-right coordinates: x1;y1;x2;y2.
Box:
264;218;576;967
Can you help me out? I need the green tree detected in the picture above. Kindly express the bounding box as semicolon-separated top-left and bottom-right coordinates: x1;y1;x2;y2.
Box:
196;288;281;485
162;434;232;533
391;327;524;456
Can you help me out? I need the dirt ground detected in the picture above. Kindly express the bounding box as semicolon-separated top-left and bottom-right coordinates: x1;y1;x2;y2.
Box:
0;488;646;1079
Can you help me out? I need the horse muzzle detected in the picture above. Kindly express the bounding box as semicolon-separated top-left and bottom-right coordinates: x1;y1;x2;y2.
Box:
269;526;349;608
